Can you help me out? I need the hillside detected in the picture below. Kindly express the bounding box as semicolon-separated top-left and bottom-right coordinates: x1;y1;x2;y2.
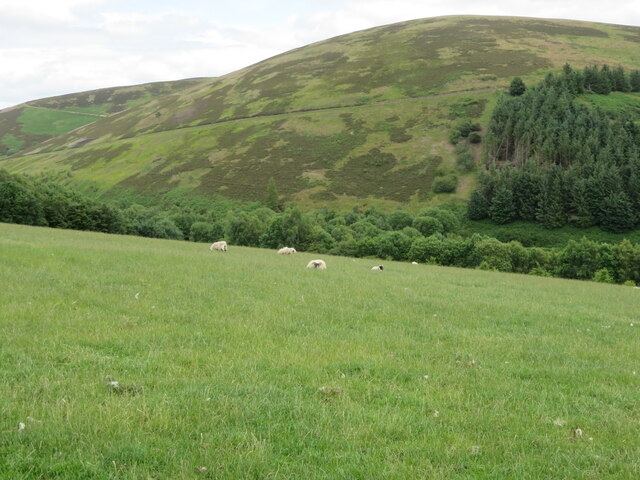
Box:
0;78;208;157
2;222;639;479
1;16;639;210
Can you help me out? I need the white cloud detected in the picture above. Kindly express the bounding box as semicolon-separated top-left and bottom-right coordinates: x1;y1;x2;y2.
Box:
0;0;107;24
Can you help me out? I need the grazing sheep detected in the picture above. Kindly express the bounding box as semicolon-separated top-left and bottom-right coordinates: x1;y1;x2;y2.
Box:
209;241;228;252
307;259;327;269
278;247;297;255
371;265;384;271
411;261;418;265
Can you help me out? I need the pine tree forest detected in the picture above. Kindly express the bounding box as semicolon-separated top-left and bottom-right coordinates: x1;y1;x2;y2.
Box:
472;64;640;233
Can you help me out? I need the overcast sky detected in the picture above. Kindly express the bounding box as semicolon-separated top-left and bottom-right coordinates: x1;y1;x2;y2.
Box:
1;0;639;109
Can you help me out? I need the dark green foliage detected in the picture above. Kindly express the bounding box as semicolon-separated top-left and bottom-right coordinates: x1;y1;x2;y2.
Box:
593;268;614;283
0;176;45;226
260;208;314;249
432;175;457;193
455;143;475;172
467;170;495;220
612;239;640;284
388;209;414;230
227;211;266;247
469;236;513;271
631;70;640;92
509;77;526;96
468;132;482;144
455;120;482;138
599;192;635;233
477;64;640;231
419;207;461;234
412;216;444;236
554;237;613;280
489;186;516;224
265;177;283;212
535;169;567;229
612;65;631;92
375;231;412;260
189;221;225;243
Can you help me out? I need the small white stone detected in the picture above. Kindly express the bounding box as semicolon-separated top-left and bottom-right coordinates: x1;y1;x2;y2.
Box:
18;422;25;432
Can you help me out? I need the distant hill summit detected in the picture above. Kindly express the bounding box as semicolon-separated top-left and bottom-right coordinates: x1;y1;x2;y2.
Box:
1;15;639;210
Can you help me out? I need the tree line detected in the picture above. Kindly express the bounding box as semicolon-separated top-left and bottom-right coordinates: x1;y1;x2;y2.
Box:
472;64;640;232
2;169;639;285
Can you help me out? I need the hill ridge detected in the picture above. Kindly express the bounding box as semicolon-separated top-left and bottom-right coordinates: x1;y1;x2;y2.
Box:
1;15;639;209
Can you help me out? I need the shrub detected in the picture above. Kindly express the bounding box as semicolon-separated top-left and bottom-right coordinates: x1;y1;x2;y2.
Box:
412;216;444;236
190;221;224;243
509;77;526;96
433;175;457;194
468;132;482;144
593;268;614;283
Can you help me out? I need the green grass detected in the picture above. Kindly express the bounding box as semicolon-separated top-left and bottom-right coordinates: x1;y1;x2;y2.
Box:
462;218;640;247
1;134;24;156
577;91;640;113
1;223;639;479
18;107;99;136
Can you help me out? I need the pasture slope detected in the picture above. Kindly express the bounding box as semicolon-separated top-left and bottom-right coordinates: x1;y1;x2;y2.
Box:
1;222;639;479
1;16;639;210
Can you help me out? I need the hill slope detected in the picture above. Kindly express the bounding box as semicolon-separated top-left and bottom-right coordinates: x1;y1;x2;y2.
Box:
1;16;639;209
0;78;208;157
2;222;639;478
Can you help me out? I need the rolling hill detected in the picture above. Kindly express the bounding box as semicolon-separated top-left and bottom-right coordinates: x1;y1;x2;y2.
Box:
1;15;639;210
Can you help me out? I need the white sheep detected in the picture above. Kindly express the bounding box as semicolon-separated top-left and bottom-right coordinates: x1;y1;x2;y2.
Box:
306;259;327;269
209;241;228;252
371;265;384;271
278;247;297;255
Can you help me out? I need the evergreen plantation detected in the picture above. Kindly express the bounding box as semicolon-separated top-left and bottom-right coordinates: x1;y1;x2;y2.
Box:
471;64;640;233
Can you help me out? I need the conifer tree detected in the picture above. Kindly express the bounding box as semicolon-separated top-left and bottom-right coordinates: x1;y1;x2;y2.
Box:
612;65;630;92
630;70;640;92
600;192;635;233
536;170;566;229
265;177;282;212
509;77;526;96
489;185;517;224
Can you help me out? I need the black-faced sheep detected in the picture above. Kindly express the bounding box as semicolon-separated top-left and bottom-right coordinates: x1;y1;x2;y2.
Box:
306;259;327;269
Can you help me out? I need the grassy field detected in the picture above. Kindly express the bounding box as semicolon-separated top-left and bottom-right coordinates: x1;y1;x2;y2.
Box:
1;223;639;479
